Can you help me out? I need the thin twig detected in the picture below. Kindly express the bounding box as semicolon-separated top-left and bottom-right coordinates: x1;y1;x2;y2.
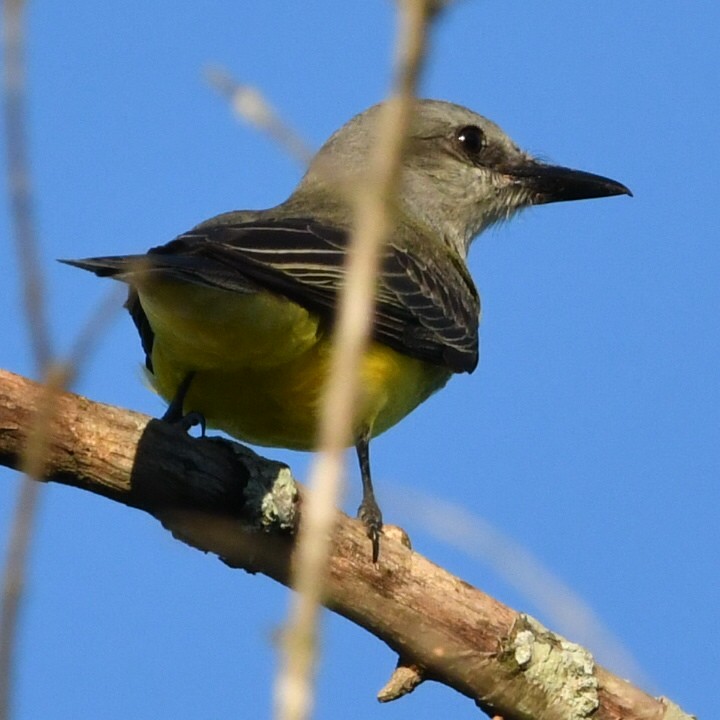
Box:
63;286;125;374
205;66;315;167
387;487;651;687
0;0;128;704
0;1;49;717
0;480;36;720
275;3;440;720
2;0;51;369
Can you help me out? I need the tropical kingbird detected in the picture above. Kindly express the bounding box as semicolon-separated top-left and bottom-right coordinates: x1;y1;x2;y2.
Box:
65;99;630;560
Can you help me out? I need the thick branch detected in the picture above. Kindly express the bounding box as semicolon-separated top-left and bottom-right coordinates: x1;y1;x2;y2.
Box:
0;368;692;720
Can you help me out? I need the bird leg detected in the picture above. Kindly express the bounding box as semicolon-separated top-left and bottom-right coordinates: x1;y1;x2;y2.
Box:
356;432;383;562
162;371;206;435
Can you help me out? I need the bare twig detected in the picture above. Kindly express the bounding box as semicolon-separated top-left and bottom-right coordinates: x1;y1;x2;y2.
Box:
205;66;314;166
2;0;50;370
0;479;36;720
0;0;125;712
387;487;651;687
275;3;441;720
0;1;49;716
0;368;694;720
377;659;426;702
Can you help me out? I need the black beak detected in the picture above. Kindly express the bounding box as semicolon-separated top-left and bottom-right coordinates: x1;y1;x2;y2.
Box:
509;162;632;204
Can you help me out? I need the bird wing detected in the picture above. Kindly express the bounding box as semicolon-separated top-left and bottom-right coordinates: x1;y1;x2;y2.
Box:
64;218;480;373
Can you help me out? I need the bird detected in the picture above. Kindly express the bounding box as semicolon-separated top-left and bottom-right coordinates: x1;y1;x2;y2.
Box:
63;99;630;561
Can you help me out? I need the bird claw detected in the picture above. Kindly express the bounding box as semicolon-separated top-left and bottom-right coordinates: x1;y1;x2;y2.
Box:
162;407;207;437
177;411;206;436
358;499;383;563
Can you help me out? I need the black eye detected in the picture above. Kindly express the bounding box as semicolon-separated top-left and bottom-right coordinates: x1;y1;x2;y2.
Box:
455;124;486;154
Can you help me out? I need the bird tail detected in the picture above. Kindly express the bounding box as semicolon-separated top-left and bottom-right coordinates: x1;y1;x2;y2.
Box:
59;255;153;279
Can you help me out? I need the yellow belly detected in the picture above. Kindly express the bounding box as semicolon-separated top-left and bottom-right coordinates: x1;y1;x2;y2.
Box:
138;280;451;450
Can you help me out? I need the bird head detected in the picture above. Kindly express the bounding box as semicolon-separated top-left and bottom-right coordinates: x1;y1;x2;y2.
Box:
289;99;631;257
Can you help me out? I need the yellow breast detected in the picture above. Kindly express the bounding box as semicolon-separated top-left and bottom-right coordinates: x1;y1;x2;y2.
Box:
139;280;451;450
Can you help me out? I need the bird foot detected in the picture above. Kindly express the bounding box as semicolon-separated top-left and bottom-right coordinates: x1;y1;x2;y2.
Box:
162;407;206;437
177;411;206;436
358;497;383;563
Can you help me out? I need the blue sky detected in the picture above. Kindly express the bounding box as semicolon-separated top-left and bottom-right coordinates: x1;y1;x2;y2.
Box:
0;2;717;718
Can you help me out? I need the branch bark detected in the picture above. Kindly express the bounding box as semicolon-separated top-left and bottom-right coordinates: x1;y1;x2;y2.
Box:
0;368;693;720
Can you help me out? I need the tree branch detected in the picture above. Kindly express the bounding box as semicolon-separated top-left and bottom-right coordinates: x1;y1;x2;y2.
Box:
0;368;692;720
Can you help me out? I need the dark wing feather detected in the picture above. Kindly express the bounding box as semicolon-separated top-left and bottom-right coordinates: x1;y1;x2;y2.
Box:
385;245;479;372
65;218;480;373
125;288;155;371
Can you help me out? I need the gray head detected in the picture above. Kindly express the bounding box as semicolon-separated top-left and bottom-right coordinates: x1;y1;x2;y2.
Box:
284;99;630;257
